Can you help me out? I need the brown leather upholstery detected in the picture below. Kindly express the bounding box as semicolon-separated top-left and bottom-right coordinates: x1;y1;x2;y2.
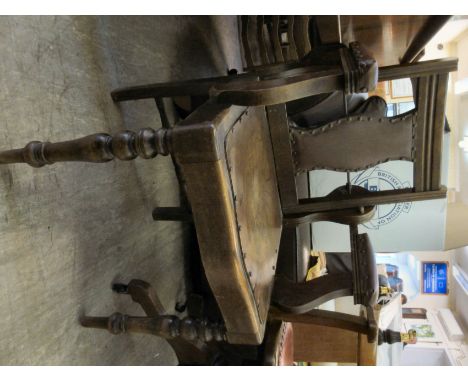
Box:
277;322;294;365
290;111;415;173
263;321;294;366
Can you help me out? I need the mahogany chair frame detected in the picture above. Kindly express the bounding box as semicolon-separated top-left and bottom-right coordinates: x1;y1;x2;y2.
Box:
0;43;457;364
0;43;379;362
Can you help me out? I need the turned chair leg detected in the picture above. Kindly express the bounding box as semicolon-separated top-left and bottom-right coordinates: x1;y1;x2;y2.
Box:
0;128;170;168
82;279;225;365
80;312;226;342
112;279;166;316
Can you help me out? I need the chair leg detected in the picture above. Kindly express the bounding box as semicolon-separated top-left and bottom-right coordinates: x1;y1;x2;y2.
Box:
0;128;170;168
113;279;166;316
80;312;226;342
90;279;226;365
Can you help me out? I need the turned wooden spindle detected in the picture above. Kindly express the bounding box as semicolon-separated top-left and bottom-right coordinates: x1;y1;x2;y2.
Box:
0;128;170;168
80;312;227;343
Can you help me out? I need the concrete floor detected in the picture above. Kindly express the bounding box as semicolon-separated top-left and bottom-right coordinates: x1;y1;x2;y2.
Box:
0;16;242;365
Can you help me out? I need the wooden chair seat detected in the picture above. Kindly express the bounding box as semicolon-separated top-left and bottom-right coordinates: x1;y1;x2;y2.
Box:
172;100;282;344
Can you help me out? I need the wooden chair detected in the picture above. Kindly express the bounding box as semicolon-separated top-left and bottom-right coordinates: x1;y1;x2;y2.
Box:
270;225;380;345
289;297;417;365
238;15;456;365
235;57;457;362
0;41;379;363
0;43;456;364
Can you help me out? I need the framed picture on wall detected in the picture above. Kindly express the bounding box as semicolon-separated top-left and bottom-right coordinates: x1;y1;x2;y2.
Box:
404;321;443;343
421;261;449;294
390;78;413;98
402;307;427;319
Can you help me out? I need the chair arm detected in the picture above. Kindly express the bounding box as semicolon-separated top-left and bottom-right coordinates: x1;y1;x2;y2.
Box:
211;68;344;106
211;42;378;106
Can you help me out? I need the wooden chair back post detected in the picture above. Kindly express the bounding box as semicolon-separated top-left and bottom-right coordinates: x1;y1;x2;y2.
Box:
270;16;285;63
293;16;312;59
241;16;311;69
241;15;254;68
286;16;299;62
379;59;456;193
256;15;270;65
414;73;448;192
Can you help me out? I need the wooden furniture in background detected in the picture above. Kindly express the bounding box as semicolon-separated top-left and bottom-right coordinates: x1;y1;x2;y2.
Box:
290;299;409;365
292;323;376;365
240;16;314;68
240;16;452;70
402;308;427;319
